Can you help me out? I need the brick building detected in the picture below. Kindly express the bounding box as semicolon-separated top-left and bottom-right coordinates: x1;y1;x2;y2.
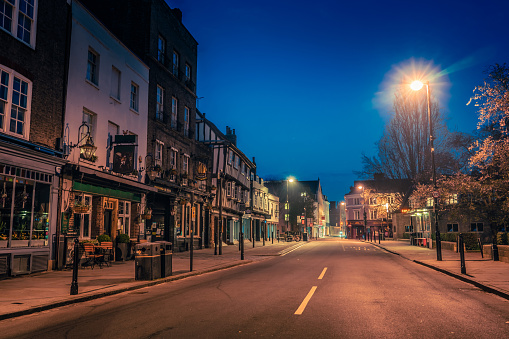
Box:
0;0;69;276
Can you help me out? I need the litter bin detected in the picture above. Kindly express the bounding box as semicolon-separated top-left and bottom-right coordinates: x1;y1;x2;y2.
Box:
303;232;308;242
156;241;172;278
135;243;161;280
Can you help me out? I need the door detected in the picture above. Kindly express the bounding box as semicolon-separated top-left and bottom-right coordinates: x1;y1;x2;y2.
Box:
104;210;112;238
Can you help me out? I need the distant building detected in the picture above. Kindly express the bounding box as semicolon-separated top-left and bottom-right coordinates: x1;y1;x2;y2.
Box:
344;175;412;239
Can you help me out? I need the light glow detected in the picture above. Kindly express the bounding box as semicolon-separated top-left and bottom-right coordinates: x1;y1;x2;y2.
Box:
410;80;424;91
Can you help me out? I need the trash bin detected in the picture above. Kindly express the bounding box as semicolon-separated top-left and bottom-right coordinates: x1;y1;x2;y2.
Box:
303;232;308;242
156;241;172;278
135;243;161;280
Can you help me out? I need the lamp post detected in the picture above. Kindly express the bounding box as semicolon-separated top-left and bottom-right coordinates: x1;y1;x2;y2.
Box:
358;185;367;240
285;177;294;233
411;80;442;261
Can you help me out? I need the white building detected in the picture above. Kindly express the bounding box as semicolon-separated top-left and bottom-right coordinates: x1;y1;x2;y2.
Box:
59;1;153;252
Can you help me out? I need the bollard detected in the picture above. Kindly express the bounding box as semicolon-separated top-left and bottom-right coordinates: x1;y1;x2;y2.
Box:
272;231;274;244
262;230;265;246
240;232;244;260
70;238;79;295
378;233;381;244
478;238;484;259
190;229;194;272
459;233;466;274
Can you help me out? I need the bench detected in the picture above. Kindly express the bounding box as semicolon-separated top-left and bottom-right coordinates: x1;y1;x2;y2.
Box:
97;241;113;266
82;243;104;269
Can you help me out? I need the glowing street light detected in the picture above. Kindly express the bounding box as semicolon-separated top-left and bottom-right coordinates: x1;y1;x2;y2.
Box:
411;80;442;261
286;177;296;232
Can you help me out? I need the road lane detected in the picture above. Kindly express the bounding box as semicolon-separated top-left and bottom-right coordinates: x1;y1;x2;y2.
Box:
1;239;509;338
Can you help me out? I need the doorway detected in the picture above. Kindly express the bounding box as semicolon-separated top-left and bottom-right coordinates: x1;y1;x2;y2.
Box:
104;210;112;237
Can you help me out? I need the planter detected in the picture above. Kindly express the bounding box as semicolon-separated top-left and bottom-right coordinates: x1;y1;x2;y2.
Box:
0;240;7;248
73;206;90;214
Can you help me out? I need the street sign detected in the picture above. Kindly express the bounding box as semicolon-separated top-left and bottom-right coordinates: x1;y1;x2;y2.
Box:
433;191;439;198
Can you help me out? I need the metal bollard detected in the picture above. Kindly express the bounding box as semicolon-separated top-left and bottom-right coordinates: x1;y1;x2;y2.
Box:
240;232;244;260
70;238;79;295
459;233;466;274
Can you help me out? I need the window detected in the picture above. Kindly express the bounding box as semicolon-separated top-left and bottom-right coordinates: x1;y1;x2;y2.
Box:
445;194;458;205
107;121;119;168
155;140;163;166
171;96;177;128
172;51;179;77
232;182;236;199
241;162;245;175
130;82;139;111
86;49;99;85
226;181;232;196
405;225;413;232
447;223;458;232
183;155;189;174
353;198;360;205
169;148;177;181
228;150;233;164
369;197;377;205
354;210;360;220
82;110;95;139
471;222;484;232
1;0;37;47
0;66;31;139
387;196;395;204
234;155;240;169
426;197;434;207
370;210;377;220
157;35;165;64
185;63;191;81
110;67;121;100
118;201;131;237
156;85;164;121
74;194;92;239
184;106;189;136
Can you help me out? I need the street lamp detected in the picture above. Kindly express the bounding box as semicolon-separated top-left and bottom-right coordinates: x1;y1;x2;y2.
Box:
357;185;367;240
411;80;442;261
286;177;295;233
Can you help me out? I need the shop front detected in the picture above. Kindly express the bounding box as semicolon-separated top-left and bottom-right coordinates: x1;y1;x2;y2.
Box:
58;165;156;267
0;141;65;277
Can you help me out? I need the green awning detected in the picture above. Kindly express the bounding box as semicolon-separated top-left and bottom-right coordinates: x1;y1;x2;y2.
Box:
73;182;141;202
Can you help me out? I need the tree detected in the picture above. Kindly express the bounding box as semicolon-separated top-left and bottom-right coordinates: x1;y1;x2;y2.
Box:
359;86;465;183
412;64;509;245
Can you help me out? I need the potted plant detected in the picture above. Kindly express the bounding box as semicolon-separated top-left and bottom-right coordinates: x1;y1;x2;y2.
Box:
97;233;111;243
73;200;90;214
115;233;130;261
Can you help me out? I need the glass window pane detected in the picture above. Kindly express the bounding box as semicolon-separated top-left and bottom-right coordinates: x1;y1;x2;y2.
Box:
31;182;50;246
11;180;34;247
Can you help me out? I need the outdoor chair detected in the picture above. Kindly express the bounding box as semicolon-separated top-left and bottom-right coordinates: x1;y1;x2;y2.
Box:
82;243;104;269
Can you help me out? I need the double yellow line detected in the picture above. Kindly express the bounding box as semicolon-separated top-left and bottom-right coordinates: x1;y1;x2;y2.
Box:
294;267;327;315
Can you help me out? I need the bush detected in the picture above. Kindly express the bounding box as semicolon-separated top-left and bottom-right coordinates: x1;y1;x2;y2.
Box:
462;233;480;251
97;234;111;243
116;233;130;244
441;233;457;242
497;232;509;245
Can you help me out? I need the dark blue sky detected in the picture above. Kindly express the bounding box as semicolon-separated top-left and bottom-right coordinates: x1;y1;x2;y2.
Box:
169;0;509;201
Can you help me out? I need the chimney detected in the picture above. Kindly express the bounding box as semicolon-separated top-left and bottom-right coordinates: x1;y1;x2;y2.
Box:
225;126;237;146
172;8;183;22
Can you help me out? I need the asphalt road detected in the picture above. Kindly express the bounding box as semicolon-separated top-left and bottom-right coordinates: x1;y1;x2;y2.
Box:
1;239;509;338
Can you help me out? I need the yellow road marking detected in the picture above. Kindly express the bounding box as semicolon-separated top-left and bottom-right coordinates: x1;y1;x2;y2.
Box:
295;286;317;315
318;267;327;280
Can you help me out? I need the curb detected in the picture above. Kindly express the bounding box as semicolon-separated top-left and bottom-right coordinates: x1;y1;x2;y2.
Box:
0;259;252;322
370;242;509;302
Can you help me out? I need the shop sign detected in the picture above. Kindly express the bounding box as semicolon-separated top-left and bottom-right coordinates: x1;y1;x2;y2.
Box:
113;145;136;174
195;162;207;181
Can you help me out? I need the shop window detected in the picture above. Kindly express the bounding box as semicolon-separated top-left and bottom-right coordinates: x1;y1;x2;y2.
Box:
405;225;413;232
0;170;51;248
118;201;131;236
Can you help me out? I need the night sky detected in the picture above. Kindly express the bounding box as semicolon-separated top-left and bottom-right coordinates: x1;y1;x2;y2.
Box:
168;0;509;202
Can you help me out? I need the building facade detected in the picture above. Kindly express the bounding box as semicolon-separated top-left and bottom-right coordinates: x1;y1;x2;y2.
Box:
0;0;69;276
59;0;154;266
81;0;212;250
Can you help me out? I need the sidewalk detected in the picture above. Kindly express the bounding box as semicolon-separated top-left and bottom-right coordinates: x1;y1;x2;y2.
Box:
0;240;305;321
368;239;509;299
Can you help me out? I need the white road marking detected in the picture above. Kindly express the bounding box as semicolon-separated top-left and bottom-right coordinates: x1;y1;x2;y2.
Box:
318;267;327;280
295;286;318;315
